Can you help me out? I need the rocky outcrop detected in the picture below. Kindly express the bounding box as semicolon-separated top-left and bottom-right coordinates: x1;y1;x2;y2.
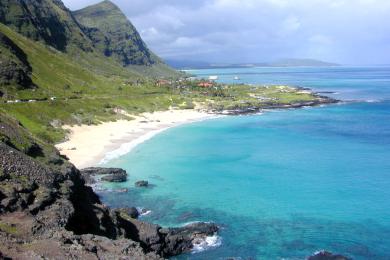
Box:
118;207;140;219
215;96;339;115
73;0;160;66
0;112;219;259
0;31;34;89
135;180;149;187
160;222;219;256
80;167;127;183
0;0;93;52
116;211;219;257
308;251;352;260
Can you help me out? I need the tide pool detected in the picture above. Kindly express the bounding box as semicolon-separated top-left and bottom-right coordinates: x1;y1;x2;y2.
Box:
101;67;390;259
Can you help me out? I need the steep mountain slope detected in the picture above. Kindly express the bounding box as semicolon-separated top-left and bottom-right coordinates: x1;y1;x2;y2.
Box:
0;31;33;90
0;0;92;52
0;22;180;142
0;0;180;141
0;0;178;78
73;0;160;66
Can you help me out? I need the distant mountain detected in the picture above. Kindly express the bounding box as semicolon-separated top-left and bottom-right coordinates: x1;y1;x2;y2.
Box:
268;58;339;67
165;60;212;69
73;0;160;66
167;58;339;69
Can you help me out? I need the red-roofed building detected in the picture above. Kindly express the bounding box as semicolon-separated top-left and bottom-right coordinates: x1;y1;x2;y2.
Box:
156;79;171;86
197;82;214;88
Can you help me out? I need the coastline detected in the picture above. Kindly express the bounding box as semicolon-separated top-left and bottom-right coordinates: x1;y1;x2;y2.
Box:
55;109;218;168
55;96;337;169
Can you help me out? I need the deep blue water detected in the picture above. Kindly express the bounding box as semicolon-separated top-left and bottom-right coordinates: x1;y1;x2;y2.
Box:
101;67;390;259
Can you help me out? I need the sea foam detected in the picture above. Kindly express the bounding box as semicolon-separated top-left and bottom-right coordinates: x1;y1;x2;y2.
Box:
191;234;222;253
98;115;221;165
99;126;173;165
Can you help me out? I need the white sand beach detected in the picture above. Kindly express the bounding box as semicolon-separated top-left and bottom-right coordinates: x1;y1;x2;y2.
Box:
55;109;216;169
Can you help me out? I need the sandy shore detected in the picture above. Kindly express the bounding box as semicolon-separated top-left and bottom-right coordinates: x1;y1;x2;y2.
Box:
55;109;216;169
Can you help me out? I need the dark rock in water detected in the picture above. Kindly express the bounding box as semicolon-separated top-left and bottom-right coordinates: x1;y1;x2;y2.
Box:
135;180;149;187
160;222;219;256
101;173;126;183
80;167;127;183
177;211;200;222
118;207;139;219
117;216;219;257
308;251;352;260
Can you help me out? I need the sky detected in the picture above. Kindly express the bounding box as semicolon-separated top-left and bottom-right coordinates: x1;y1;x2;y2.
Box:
63;0;390;65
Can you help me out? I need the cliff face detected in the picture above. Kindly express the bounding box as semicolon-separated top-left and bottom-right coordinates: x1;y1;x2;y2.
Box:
0;0;92;52
0;31;33;89
73;0;161;66
0;112;218;259
0;0;164;66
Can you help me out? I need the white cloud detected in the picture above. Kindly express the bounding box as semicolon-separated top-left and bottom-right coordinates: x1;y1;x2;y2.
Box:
62;0;390;64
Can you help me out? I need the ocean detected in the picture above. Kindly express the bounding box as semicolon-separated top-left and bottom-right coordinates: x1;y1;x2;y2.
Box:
100;66;390;259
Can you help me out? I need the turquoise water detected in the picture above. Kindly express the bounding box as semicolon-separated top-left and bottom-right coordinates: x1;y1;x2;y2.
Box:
101;67;390;259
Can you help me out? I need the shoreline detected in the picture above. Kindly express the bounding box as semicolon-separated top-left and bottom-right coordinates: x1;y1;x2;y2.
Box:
56;95;338;169
56;109;219;168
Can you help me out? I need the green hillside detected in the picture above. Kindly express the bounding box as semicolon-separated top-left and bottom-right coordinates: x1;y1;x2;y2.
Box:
0;0;332;145
0;0;179;143
73;0;158;66
0;0;178;78
0;0;92;52
0;22;179;143
0;30;33;90
73;0;177;77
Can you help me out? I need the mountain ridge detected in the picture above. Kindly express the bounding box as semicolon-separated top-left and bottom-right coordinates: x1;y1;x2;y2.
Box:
167;58;339;69
73;0;161;66
0;0;177;77
0;0;93;52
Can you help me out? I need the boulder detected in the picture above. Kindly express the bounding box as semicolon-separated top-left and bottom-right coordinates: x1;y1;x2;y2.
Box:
80;167;127;183
101;173;127;183
307;251;352;260
119;207;139;219
135;180;149;187
160;222;219;256
118;217;163;253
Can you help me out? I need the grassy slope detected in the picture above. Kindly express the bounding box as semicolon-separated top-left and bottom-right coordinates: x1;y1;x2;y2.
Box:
0;23;182;142
0;0;93;52
72;0;179;78
0;25;325;145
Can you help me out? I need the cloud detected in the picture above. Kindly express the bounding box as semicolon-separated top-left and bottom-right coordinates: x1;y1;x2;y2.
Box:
62;0;390;64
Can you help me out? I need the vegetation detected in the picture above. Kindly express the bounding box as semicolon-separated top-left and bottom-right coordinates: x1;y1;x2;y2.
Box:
0;0;178;78
0;221;18;235
0;0;92;52
0;31;33;89
73;0;160;66
0;0;330;145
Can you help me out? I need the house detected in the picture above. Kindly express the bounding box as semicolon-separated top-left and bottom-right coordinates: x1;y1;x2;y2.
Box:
156;79;171;86
197;82;214;88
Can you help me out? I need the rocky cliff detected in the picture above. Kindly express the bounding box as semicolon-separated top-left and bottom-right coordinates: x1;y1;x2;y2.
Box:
0;0;92;52
0;31;33;89
73;0;161;66
0;112;218;259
